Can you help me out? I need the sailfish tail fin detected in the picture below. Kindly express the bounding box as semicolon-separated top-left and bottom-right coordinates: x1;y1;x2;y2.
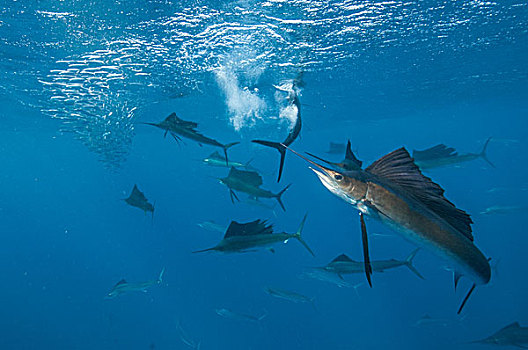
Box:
294;214;315;257
480;137;495;168
404;249;424;279
157;268;165;283
275;183;291;212
252;140;286;182
192;247;216;254
222;142;240;166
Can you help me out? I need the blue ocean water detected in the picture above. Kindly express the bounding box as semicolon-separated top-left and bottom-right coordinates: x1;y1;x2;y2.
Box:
1;0;527;349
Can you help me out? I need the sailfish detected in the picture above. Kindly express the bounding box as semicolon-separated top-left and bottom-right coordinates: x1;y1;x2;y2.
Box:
142;112;239;165
284;144;490;313
124;184;155;218
252;82;302;182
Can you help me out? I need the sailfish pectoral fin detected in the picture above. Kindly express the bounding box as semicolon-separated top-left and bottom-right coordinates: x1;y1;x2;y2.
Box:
457;283;476;314
360;213;373;287
454;271;463;290
229;189;239;203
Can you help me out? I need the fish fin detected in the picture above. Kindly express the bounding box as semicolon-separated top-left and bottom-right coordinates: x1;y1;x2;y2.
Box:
115;279;127;287
158;268;165;283
412;144;457;160
244;158;254;169
192;247;217;253
404;249;424;279
229;189;239;203
337;273;344;281
170;132;182;144
480;137;495;168
224;220;273;238
268;248;276;254
228;167;263;187
330;254;355;263
499;322;521;331
258;311;268;321
310;298;318;312
294;214;315;257
164;129;168;138
457;283;476;314
344;140;362;169
366;148;474;242
251;140;287;182
454;271;463;291
275;183;291;212
359;213;373;287
222;142;240;166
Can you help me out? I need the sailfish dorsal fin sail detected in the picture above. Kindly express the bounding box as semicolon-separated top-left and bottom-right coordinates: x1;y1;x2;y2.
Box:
412;144;458;160
114;279;127;287
129;185;149;203
365;148;474;241
228;167;263;187
165;112;198;129
344;140;362;169
209;151;224;160
500;322;521;331
224;220;273;238
330;254;355;263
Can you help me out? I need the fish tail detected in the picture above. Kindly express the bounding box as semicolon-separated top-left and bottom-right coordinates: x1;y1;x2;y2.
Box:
158;267;165;283
222;142;240;166
310;297;318;312
252;140;287;182
244;158;254;169
405;249;424;279
258;310;268;321
294;214;315;257
480;137;495;168
192;247;216;254
275;183;291;212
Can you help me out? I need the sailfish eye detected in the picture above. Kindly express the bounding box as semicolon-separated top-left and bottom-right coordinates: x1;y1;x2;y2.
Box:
334;174;343;181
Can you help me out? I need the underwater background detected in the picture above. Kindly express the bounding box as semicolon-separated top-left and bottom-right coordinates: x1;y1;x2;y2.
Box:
1;0;527;349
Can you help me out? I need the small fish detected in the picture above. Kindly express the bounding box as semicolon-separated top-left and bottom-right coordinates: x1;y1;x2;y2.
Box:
176;321;201;350
219;167;290;211
105;268;164;299
142;112;239;164
192;214;314;256
323;249;424;279
469;322;528;348
480;205;526;215
252;79;302;182
215;308;267;322
285;144;490;313
298;268;352;288
124;184;154;218
265;287;315;307
202;151;253;169
412;137;494;170
197;220;226;233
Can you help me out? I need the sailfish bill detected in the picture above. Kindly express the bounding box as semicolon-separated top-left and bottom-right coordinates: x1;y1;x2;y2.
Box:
282;143;491;312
